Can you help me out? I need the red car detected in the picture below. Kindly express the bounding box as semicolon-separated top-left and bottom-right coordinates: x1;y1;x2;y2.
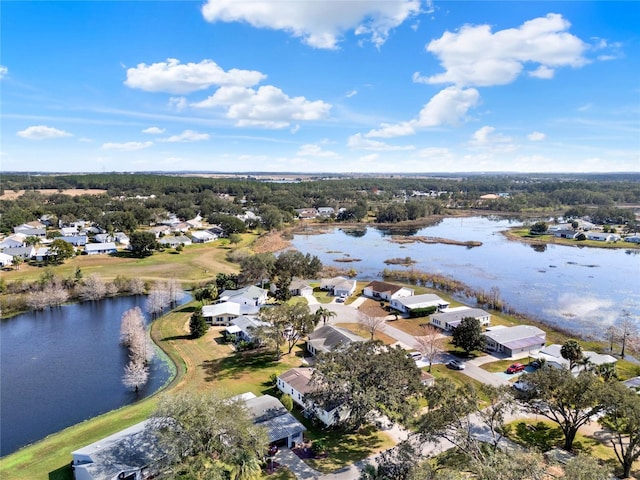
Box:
506;363;526;374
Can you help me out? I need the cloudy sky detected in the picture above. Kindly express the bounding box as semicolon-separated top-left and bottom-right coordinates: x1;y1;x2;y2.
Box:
2;1;638;173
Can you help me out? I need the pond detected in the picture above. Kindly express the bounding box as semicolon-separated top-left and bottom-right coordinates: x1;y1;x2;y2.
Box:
0;294;188;456
291;216;640;335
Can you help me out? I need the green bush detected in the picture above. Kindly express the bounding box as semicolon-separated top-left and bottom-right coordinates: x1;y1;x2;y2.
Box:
281;394;293;411
409;306;437;318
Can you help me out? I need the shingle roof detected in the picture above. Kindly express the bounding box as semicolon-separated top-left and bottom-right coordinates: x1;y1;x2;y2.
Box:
484;325;545;344
279;368;316;395
432;308;490;325
365;280;406;295
307;325;364;353
395;293;448;308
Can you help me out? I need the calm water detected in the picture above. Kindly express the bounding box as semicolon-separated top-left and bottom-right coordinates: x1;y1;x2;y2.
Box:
292;216;640;335
0;295;187;456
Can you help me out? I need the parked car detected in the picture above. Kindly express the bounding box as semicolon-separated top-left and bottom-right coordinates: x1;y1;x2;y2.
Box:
336;296;345;303
446;359;465;370
407;351;422;361
506;363;526;374
513;377;532;392
529;360;541;369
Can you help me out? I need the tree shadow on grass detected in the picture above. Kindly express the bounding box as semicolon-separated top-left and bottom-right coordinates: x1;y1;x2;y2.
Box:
513;421;564;451
177;305;198;313
201;349;279;382
162;334;192;341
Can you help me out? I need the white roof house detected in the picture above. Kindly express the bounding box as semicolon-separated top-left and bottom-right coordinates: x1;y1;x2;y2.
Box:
202;302;243;326
85;242;117;255
390;293;450;314
483;325;546;356
0;252;14;267
536;344;617;372
0;234;26;249
71;420;166;480
190;230;217;243
238;393;306;448
431;307;491;331
219;285;268;307
363;281;414;301
585;231;621;242
229;315;270;343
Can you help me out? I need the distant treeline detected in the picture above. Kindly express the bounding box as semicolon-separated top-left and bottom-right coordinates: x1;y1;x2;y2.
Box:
1;173;639;234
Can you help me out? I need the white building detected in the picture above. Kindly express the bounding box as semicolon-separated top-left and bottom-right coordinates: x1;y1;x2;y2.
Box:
363;280;414;301
430;307;491;331
390;293;450;314
483;325;546;356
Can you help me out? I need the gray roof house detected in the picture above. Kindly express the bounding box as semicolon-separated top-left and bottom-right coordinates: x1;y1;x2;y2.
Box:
307;325;364;356
85;242;117;255
1;246;35;259
536;344;617;372
319;276;357;297
71;419;166;480
554;229;579;239
60;235;88;246
430;307;491;331
158;235;192;248
219;285;268;307
483;325;546;356
271;278;313;297
240;393;306;448
390;293;450;314
227;315;270;343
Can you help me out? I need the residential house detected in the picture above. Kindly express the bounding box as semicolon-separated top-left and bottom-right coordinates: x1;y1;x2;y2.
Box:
390;293;450;314
202;302;243;326
420;371;436;387
158;235;192;248
483;325;546;356
294;208;318;220
363;280;414;302
0;234;27;249
149;225;171;238
624;235;640;244
207;225;225;237
279;278;313;297
585;231;621;242
554;229;579;239
2;246;35;260
114;232;130;246
306;325;364;356
277;367;348;427
535;344;617;371
60;227;79;237
71;419;166;480
239;392;306;448
0;252;14;267
317;207;335;217
430;307;491;331
93;233;113;243
226;315;270;343
320;276;357;297
13;226;46;237
186;214;203;229
190;230;217;243
172;222;191;233
34;246;53;262
85;242;117;255
61;235;88;247
623;376;640;392
219;285;268;307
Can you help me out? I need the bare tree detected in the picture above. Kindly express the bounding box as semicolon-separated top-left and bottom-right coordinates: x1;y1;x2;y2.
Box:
146;282;171;316
122;359;149;392
416;325;445;372
120;307;145;346
164;278;184;306
605;324;619;353
616;312;638;358
128;277;146;295
77;273;107;301
357;309;386;341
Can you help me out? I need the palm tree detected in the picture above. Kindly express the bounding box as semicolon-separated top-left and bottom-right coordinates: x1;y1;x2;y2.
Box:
11;256;22;271
315;306;336;325
597;362;618;382
560;339;583;371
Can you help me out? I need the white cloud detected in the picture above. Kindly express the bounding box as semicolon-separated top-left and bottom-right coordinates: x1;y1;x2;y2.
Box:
102;141;154;151
169;97;188;111
161;130;210;143
142;126;166;134
345;90;358;98
528;131;546;141
201;0;421;49
192;85;331;128
17;125;73;140
416;147;454;160
348;133;415;151
470;126;515;152
423;13;588;87
124;58;266;94
0;65;7;79
297;144;339;157
366;86;480;138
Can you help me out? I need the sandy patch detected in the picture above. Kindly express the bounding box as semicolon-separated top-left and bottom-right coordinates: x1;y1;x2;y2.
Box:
0;189;107;200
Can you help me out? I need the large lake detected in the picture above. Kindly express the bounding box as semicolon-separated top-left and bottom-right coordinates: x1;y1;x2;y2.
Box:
0;295;187;457
291;216;640;335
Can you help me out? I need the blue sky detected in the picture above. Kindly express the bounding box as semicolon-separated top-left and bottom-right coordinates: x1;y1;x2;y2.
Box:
1;1;638;173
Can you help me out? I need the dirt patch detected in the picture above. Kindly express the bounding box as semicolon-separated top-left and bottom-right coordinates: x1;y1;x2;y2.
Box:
0;189;107;200
252;230;293;253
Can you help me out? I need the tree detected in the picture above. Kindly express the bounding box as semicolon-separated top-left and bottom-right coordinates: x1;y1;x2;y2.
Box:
357;309;386;341
560;339;583;371
419;380;516;465
517;367;605;451
193;283;218;304
314;306;336;325
122;359;149;392
563;454;612;480
146;281;171;316
529;221;548;234
129;231;157;257
228;233;242;247
190;307;208;339
451;317;485;356
11;256;23;270
238;252;275;287
616;311;638;359
148;391;268;478
600;382;640;478
257;303;317;356
120;307;145;347
416;326;445;372
309;341;423;429
48;238;75;264
164;278;185;306
77;273;107;301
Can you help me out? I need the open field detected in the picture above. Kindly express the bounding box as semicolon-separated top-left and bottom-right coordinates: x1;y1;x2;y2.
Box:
0;189;108;200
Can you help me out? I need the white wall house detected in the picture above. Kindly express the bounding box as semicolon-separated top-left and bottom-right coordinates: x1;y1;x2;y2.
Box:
430;307;491;331
202;302;242;326
483;325;546;356
277;368;348;427
307;325;364;356
390;293;450;314
85;242;117;255
363;280;414;301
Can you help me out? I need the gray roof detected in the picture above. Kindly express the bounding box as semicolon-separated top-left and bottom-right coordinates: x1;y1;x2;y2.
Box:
307;325;364;354
432;308;490;325
278;368;315;395
1;246;34;257
220;285;267;302
232;315;269;333
395;293;449;308
244;395;306;442
623;376;640;389
484;325;546;345
85;242;117;252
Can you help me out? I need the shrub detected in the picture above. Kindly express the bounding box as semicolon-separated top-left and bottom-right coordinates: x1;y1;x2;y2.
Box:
281;394;293;411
